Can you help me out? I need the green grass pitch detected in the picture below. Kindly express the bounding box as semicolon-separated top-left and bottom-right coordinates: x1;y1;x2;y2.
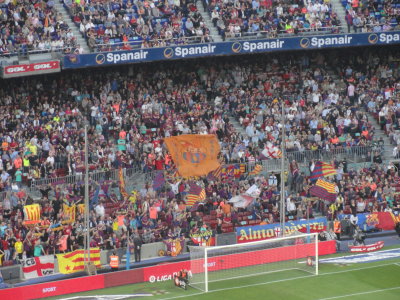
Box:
49;246;400;300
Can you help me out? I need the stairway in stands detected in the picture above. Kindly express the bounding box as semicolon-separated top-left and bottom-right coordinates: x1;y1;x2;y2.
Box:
330;0;348;33
196;1;223;43
55;1;91;53
365;111;394;161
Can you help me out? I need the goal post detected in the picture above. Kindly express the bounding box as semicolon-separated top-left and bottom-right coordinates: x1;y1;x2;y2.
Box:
188;232;319;292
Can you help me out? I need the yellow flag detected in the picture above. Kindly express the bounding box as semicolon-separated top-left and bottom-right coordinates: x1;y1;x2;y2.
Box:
78;204;85;215
57;248;101;274
24;204;41;224
63;204;76;222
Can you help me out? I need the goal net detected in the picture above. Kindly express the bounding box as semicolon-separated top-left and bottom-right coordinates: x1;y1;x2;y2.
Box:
188;232;318;292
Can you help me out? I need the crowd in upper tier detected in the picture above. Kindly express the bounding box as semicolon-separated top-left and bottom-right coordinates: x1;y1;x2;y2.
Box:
0;0;76;56
64;0;212;52
2;0;400;55
343;0;400;32
206;0;342;40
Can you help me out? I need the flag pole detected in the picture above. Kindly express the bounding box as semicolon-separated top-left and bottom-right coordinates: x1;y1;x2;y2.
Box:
126;225;130;270
280;100;286;237
84;125;91;273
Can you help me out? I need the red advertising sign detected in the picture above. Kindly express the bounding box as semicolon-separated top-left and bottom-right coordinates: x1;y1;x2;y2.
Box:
143;261;192;283
143;240;336;282
0;274;104;299
349;241;385;253
0;241;336;298
2;61;60;78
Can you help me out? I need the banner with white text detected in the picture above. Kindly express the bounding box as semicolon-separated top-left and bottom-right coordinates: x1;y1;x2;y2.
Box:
63;32;400;69
236;217;327;243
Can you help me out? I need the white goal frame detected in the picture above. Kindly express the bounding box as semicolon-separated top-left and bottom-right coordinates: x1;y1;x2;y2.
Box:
190;232;319;292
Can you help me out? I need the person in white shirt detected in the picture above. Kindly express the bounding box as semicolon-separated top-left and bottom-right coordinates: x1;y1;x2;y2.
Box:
95;202;105;218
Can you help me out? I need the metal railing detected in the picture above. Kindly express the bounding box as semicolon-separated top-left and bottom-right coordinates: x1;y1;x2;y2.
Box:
18;145;381;188
0;144;391;204
29;165;142;187
89;25;399;52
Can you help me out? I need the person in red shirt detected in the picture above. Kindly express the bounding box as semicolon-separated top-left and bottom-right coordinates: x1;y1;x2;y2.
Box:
154;154;164;170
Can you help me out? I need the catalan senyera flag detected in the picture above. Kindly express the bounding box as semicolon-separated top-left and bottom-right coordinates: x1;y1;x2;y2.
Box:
164;134;220;178
57;248;101;274
63;204;76;223
24;204;41;224
248;164;263;176
119;167;129;199
78;204;85;215
309;179;337;202
310;161;337;181
186;182;205;206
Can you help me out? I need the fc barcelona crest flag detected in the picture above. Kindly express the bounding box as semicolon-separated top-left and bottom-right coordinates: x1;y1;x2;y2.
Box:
164;134;221;178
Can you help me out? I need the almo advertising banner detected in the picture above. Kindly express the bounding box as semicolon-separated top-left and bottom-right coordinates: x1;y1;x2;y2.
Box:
63;31;400;69
236;217;328;243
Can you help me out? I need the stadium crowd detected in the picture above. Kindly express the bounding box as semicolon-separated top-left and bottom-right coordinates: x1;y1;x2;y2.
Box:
64;0;212;52
344;0;400;33
0;46;399;266
2;0;400;56
206;0;342;40
0;0;76;56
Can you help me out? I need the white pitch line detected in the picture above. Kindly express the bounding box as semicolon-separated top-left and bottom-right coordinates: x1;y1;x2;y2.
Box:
159;263;398;300
317;286;400;300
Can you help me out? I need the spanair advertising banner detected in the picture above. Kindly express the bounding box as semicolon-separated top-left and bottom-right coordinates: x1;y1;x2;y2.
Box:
63;31;400;69
236;217;327;243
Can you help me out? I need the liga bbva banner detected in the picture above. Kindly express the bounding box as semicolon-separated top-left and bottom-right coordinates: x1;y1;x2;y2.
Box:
164;134;220;178
338;211;399;231
236;217;327;243
20;256;54;279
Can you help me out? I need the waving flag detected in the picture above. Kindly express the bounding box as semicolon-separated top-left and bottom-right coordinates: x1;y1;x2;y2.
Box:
78;204;85;215
261;144;282;159
309;179;337;202
118;167;129;199
207;165;222;181
20;256;54;279
153;171;165;191
23;204;41;224
57;248;101;274
164;134;221;178
186;182;206;206
309;161;337;181
229;195;254;208
63;204;76;223
248;164;262;176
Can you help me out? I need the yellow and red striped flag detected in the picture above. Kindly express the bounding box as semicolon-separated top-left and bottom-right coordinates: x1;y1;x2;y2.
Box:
248;164;262;176
186;183;205;206
24;204;41;224
63;204;76;223
57;248;101;274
